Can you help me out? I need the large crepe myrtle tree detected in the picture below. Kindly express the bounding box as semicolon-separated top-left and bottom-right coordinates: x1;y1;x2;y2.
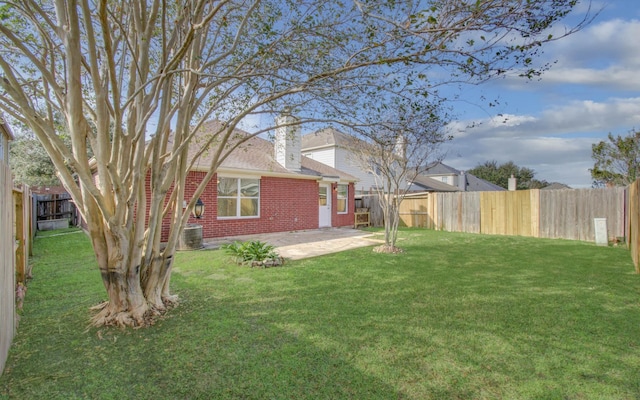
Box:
0;0;591;327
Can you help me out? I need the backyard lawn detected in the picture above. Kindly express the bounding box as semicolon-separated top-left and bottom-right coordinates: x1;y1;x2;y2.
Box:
1;227;639;399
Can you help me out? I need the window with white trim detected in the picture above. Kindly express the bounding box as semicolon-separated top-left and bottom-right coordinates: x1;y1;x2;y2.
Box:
336;184;348;214
217;177;260;218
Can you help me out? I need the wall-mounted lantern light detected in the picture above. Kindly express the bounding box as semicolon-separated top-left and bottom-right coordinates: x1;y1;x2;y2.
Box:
193;198;205;219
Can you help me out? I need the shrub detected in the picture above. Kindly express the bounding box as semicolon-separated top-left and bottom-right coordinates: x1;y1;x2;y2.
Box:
222;240;283;267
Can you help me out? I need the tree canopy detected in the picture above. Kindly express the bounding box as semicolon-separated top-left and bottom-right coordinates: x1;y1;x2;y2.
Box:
0;0;590;327
9;134;61;187
467;160;549;190
590;130;640;187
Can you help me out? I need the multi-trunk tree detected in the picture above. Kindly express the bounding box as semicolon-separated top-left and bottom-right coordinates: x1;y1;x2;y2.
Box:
0;0;590;327
345;96;450;252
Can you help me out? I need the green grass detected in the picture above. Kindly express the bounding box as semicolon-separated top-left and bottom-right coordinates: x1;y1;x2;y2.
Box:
1;228;639;399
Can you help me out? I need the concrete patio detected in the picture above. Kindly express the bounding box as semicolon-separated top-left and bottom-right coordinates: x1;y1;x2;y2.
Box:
202;227;383;260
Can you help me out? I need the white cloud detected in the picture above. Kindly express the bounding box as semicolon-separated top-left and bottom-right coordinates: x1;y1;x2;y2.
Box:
451;97;640;139
444;96;640;187
441;8;640;188
500;18;640;90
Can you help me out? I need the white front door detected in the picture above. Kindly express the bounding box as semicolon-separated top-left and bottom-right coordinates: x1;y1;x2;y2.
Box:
318;184;332;228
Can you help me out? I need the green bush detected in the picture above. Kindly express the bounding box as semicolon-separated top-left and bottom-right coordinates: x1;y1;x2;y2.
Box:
222;240;282;266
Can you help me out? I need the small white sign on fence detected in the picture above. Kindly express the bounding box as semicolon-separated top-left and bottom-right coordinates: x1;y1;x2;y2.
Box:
594;218;608;246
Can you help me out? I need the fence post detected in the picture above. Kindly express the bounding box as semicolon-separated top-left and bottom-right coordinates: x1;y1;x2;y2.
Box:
13;189;25;284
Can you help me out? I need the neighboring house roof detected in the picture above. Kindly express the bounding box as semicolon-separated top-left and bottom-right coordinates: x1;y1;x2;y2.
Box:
31;186;69;196
424;161;506;192
542;182;572;190
465;173;506;191
410;175;460;192
423;161;461;176
188;121;357;182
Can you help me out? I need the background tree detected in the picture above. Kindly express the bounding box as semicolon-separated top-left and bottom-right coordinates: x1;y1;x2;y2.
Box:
468;160;549;190
10;134;61;187
0;0;589;327
347;97;450;253
590;130;640;187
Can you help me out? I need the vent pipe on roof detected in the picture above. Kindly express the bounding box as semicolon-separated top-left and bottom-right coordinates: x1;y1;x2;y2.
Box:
275;110;301;172
458;171;467;191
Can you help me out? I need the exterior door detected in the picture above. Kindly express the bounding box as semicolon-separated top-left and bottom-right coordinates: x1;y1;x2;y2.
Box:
318;184;332;228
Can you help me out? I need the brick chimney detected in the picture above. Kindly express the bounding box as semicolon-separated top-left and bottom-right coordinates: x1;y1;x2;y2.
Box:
275;110;301;171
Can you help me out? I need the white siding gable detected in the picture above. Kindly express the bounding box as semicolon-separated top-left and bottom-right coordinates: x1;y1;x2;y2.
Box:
333;147;378;193
302;148;336;167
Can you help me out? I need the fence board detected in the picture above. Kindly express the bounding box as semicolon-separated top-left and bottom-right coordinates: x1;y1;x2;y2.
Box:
436;192;480;233
628;182;640;273
359;195;384;227
479;190;537;237
1;163;15;375
13;186;31;284
398;194;431;228
539;188;626;242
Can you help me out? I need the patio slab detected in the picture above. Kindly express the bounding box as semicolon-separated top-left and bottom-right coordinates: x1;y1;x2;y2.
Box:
202;227;382;260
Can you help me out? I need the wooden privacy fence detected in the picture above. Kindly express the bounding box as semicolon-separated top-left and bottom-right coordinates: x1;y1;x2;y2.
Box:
0;163;13;375
0;164;32;375
35;193;77;228
627;180;640;273
13;186;32;284
363;187;628;244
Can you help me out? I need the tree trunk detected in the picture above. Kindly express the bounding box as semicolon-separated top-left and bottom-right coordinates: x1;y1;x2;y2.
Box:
88;225;175;328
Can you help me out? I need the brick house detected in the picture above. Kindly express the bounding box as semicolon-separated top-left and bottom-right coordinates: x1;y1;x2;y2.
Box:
160;117;357;241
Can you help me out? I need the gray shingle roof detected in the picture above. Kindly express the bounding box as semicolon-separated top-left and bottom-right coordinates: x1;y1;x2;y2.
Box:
464;174;506;191
301;127;361;150
410;175;460;192
186;120;357;182
541;182;572;190
424;161;506;191
424;161;461;175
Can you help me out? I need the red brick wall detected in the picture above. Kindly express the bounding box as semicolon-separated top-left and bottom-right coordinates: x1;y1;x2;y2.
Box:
157;172;355;240
332;182;356;227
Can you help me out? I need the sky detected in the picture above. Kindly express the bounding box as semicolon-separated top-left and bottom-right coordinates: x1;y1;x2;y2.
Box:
441;0;640;188
237;1;640;189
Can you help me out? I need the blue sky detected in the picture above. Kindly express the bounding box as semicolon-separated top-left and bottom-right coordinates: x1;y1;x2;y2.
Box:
238;1;640;188
442;1;640;188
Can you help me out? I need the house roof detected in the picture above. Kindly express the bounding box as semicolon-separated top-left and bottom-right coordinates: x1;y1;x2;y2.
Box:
187;121;358;182
541;182;572;190
465;174;506;191
410;175;460;192
424;161;461;176
301;127;361;151
424;161;506;191
31;186;69;196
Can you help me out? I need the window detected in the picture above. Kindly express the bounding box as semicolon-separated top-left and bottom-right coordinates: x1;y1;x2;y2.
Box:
217;177;260;218
336;184;348;213
319;186;328;206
